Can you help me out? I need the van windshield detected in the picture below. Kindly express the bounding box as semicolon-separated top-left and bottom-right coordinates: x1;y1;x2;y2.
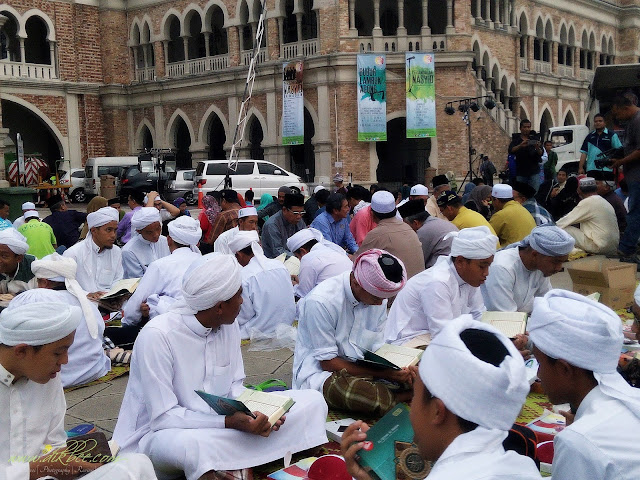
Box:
550;131;573;148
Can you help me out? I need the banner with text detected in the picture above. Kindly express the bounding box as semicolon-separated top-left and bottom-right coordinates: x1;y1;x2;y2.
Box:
406;53;436;138
357;54;387;142
282;60;304;145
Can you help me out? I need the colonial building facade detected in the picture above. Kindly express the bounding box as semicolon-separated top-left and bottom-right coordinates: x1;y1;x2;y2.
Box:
1;0;639;186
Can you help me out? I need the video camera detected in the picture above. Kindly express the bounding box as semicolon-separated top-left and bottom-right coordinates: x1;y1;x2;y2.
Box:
594;147;624;169
527;131;541;147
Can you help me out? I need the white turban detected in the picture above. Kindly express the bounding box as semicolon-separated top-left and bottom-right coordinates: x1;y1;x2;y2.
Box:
529;289;640;419
87;207;119;230
447;226;497;259
419;315;529;431
171;253;242;315
238;207;258;218
168;216;202;250
507;225;575;256
0;229;29;255
0;302;82;346
31;254;99;339
228;230;269;271
287;228;323;253
131;207;161;231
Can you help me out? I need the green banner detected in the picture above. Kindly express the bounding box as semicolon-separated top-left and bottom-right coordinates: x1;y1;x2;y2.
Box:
357;54;387;142
406;53;436;138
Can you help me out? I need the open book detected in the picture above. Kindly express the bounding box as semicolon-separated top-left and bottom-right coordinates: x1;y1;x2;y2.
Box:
100;278;140;300
481;311;528;338
357;344;423;370
196;389;295;427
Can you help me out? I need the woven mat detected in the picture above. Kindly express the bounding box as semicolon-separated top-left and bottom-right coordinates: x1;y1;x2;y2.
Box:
63;365;129;393
516;392;553;424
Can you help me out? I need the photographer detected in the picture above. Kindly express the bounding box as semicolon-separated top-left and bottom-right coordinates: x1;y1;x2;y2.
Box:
612;93;640;262
508;119;543;193
578;113;623;174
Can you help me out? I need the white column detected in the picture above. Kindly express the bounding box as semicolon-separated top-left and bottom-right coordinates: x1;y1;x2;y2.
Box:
204;32;211;57
373;0;382;35
277;17;284;53
295;12;303;42
162;40;169;65
397;0;406;35
18;37;25;63
182;36;189;61
65;94;82;168
132;47;139;70
475;0;482;20
446;0;454;33
349;0;357;32
421;0;431;35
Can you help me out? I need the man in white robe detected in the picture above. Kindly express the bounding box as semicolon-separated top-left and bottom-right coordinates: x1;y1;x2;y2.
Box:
113;253;328;480
0;302;157;480
121;207;170;279
214;207;258;254
342;315;541;480
12;201;36;230
293;249;412;416
481;225;574;313
0;229;38;294
228;230;296;339
64;207;123;296
4;253;111;388
286;228;353;299
529;290;640;480
384;226;497;346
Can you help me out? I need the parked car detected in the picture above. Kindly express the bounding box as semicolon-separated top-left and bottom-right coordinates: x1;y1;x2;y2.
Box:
60;168;87;203
165;169;197;205
117;165;171;201
193;160;309;199
84;157;139;197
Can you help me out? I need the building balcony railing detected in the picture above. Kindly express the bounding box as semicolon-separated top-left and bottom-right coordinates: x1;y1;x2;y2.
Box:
166;54;230;79
242;49;267;66
558;64;573;77
579;68;595;81
0;60;57;80
135;66;155;82
358;34;447;54
282;39;319;59
533;60;551;74
519;57;527;71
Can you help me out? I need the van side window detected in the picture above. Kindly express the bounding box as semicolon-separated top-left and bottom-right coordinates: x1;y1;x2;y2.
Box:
183;171;194;181
206;163;228;175
85;166;93;178
258;162;287;175
230;162;255;175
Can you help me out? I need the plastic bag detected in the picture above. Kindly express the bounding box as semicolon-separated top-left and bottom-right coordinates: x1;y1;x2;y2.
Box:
248;323;298;352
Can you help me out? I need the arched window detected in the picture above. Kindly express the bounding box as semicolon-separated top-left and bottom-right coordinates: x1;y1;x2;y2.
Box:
208;6;228;55
185;12;206;59
25;16;50;64
166;15;184;63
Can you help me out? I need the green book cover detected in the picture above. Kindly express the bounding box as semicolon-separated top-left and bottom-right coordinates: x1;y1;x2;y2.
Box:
356;349;401;371
357;403;417;480
195;390;256;419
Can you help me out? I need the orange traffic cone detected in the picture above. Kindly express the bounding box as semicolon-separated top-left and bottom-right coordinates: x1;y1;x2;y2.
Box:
197;182;204;209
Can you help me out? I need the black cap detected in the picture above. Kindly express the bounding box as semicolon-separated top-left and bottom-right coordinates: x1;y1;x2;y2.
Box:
510;181;536;199
283;193;305;208
432;174;450;188
436;190;461;207
398;199;427;218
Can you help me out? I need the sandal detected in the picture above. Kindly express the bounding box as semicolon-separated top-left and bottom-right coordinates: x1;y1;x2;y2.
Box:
245;379;288;392
108;348;132;366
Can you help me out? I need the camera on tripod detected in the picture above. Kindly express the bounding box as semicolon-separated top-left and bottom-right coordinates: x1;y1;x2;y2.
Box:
594;147;624;169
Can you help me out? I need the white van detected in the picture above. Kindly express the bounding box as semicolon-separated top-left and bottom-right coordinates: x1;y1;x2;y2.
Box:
548;125;590;174
84;157;139;197
193;160;309;199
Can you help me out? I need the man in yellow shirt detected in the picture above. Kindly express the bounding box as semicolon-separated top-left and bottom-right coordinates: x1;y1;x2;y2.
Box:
489;184;536;247
437;191;497;236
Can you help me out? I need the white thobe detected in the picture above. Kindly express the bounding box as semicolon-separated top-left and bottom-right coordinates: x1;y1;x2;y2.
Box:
122;247;201;326
294;242;353;299
556;195;619;255
7;289;110;388
64;238;124;293
384;256;484;345
121;235;170;279
237;256;296;340
293;271;387;392
12;216;25;230
480;248;550;314
552;384;640;480
113;312;328;480
426;428;542;480
0;362;157;480
213;226;239;254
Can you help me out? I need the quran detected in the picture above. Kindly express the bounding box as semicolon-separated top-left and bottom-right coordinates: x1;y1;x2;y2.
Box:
100;278;140;300
196;389;295;427
357;344;423;370
481;311;528;338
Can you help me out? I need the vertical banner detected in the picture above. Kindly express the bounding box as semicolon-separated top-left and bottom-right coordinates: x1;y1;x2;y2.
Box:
282;60;304;145
357;54;387;142
406;53;437;138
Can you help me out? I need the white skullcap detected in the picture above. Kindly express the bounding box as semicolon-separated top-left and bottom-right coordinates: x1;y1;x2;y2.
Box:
410;184;429;196
419;315;529;431
173;253;242;314
512;225;575;257
87;207;119;229
21;202;35;210
287;228;323;253
0;303;82;346
314;185;326;194
31;254;99;339
447;226;497;259
131;207;161;231
168;216;202;249
635;283;640;307
0;229;29;255
371;191;396;214
579;177;597;189
529;289;640;419
238;207;258;218
491;184;513;199
24;210;39;220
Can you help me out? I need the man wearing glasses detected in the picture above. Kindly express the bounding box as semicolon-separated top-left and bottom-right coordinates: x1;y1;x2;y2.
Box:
261;193;307;258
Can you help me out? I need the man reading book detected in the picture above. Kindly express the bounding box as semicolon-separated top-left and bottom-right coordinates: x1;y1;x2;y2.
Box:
341;315;542;480
113;253;328;480
528;289;640;480
0;302;157;480
293;249;413;416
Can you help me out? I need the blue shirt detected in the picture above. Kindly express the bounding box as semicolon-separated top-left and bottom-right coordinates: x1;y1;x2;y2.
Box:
0;218;12;231
43;210;87;248
580;128;623;172
311;211;358;254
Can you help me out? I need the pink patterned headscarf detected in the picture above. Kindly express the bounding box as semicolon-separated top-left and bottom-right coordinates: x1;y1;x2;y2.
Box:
353;249;406;299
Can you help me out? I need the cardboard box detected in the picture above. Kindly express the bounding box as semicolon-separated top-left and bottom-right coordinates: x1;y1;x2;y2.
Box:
567;258;637;310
